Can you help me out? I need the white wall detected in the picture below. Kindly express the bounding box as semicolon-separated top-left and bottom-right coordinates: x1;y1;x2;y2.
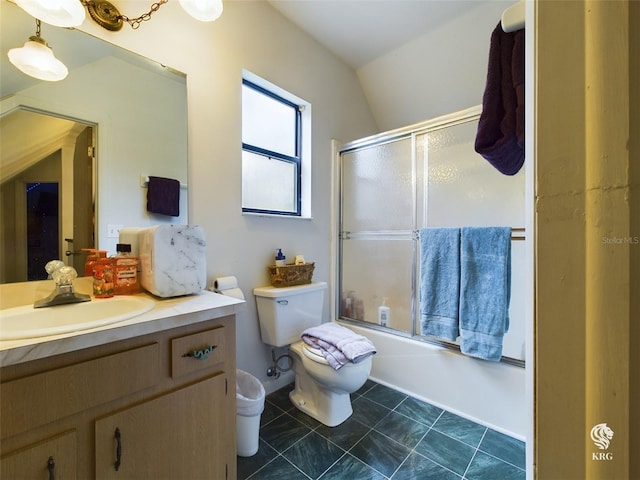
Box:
76;0;379;391
357;1;507;131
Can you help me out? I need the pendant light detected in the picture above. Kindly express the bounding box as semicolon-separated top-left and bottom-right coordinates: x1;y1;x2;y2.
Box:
7;19;69;82
15;0;85;28
178;0;223;22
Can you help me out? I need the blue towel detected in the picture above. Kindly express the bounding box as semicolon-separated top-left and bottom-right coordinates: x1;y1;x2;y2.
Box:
419;228;461;341
459;227;511;361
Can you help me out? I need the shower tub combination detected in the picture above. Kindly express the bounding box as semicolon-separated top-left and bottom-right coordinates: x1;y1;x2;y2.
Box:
335;106;529;439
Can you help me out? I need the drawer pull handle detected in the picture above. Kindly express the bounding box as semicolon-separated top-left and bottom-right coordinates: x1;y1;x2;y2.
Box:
183;345;217;360
114;427;122;471
47;456;55;480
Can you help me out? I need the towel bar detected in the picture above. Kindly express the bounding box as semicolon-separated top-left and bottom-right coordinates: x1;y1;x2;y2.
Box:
140;175;188;189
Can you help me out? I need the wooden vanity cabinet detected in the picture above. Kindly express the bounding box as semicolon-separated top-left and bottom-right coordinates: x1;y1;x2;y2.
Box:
0;315;236;480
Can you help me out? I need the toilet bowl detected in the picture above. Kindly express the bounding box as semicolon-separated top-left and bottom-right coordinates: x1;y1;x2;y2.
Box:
288;339;372;427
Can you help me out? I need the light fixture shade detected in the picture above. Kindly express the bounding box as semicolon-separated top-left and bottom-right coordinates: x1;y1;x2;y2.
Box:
178;0;223;22
15;0;85;27
8;39;69;82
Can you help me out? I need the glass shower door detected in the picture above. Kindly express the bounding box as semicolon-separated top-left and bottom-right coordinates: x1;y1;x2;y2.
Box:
339;137;415;334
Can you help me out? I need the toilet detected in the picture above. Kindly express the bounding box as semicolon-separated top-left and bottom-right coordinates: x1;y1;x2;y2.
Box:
253;282;372;427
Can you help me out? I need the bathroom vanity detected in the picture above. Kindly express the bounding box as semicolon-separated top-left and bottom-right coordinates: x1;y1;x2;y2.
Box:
0;278;241;479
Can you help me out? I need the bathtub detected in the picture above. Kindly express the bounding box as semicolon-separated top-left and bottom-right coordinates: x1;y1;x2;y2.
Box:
344;322;527;439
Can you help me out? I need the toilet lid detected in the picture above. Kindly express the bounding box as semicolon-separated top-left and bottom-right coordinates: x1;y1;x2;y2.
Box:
302;343;330;365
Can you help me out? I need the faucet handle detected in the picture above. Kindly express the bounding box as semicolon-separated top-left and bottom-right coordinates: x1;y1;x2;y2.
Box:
52;266;78;286
45;260;65;278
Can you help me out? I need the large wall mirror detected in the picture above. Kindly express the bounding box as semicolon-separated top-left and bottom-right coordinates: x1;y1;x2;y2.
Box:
1;3;188;284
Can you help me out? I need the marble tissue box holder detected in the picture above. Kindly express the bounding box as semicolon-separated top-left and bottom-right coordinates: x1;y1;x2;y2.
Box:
138;225;207;298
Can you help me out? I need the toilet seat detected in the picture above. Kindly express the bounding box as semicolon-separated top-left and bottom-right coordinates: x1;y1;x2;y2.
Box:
302;343;329;365
301;342;366;369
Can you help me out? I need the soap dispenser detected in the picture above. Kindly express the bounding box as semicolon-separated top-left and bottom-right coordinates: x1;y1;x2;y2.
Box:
378;297;390;327
275;249;286;267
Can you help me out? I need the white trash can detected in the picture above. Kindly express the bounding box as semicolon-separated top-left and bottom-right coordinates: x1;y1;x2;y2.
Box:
236;369;265;457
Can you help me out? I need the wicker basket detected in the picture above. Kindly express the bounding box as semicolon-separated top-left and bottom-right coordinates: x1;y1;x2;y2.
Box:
268;262;315;287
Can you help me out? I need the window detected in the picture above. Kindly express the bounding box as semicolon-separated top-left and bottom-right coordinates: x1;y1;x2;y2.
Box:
242;76;309;216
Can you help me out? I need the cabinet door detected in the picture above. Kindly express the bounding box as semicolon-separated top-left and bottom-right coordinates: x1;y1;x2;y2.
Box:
95;374;229;480
1;430;76;480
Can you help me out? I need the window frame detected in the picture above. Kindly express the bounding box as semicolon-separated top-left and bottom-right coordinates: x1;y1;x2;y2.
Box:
241;79;303;216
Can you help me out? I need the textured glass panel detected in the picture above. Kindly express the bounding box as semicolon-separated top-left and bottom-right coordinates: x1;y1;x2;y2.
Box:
340;238;413;334
341;138;413;231
242;85;296;157
421;119;525;228
242;151;296;212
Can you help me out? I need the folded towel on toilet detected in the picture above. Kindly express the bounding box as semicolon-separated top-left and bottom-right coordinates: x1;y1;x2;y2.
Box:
301;322;376;370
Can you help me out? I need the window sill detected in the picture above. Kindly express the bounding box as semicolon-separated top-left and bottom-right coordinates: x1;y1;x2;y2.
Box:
242;212;313;220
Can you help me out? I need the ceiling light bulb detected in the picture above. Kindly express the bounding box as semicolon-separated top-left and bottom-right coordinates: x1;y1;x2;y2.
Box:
8;37;69;82
178;0;223;22
15;0;85;28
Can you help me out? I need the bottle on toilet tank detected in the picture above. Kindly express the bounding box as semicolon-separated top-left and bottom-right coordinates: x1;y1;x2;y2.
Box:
378;297;390;327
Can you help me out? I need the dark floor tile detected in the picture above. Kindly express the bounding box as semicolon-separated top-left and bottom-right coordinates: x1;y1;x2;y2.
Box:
283;431;345;479
266;384;295;412
351;395;392;428
432;411;487;447
478;429;526;469
414;429;476;476
288;405;323;429
364;383;408;409
248;455;309;480
260;413;311;452
355;379;378;396
465;451;526;480
319;453;386;480
394;396;443;426
392;451;463;480
237;439;278;480
315;416;371;450
261;401;286;427
374;410;429;449
350;429;411;478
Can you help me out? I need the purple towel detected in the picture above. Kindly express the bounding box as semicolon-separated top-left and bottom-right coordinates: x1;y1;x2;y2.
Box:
147;176;180;216
475;23;525;176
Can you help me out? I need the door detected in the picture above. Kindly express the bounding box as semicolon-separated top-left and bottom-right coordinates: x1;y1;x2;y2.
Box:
1;430;77;480
70;126;94;273
95;375;228;480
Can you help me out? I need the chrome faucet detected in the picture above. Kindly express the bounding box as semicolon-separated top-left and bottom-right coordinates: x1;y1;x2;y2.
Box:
34;261;91;308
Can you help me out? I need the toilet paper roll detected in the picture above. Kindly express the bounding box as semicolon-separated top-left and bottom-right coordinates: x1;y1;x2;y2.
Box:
214;276;238;291
218;287;245;300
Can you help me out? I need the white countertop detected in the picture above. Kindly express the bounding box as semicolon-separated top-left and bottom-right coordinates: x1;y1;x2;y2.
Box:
0;277;244;367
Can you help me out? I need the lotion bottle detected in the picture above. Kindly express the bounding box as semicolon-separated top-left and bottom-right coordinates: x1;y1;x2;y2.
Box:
112;243;140;295
378;297;390;327
275;249;286;267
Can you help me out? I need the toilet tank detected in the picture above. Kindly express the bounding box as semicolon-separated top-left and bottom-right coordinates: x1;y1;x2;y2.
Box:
253;282;327;347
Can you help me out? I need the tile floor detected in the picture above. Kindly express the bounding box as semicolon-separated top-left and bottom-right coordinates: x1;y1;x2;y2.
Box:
237;380;526;480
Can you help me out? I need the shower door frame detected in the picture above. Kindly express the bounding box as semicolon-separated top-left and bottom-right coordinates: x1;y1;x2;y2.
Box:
335;105;525;368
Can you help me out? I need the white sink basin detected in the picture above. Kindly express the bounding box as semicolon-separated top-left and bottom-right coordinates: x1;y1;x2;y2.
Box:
0;296;155;341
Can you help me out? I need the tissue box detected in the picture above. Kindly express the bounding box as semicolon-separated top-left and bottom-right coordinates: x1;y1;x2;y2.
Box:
138;225;206;297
